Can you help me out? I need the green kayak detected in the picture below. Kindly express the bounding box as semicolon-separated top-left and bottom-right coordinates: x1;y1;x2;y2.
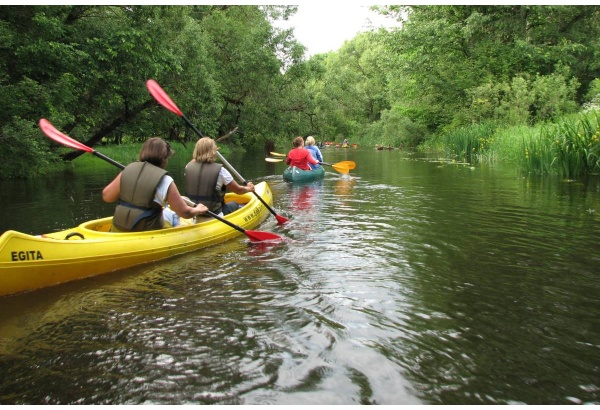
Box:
283;166;325;183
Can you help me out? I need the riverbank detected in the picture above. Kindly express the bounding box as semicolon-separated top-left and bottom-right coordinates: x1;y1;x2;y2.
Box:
52;141;235;172
422;109;600;179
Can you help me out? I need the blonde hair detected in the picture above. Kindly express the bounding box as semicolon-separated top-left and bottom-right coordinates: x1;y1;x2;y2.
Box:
192;137;218;163
305;136;316;146
139;137;174;168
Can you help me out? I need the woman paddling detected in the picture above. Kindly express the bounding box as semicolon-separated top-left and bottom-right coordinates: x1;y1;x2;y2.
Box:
286;136;319;170
184;137;255;217
102;138;208;232
305;135;323;169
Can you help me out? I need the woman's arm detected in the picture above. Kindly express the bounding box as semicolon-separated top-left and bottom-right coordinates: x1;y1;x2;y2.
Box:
226;180;255;194
306;150;319;164
102;173;122;203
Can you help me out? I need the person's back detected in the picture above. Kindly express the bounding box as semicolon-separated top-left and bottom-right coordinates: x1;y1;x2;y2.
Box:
305;136;323;169
185;160;225;214
286;136;319;171
102;137;207;232
113;161;167;231
185;137;255;217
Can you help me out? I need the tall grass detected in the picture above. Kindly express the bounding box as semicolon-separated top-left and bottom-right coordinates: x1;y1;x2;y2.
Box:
443;120;499;162
440;110;600;178
547;112;600;178
67;143;150;171
519;125;556;175
70;141;222;171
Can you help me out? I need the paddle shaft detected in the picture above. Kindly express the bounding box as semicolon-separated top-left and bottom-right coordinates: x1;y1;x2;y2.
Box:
265;157;349;174
266;157;339;167
268;152;355;170
145;80;287;224
94;151;126;170
179;116;245;181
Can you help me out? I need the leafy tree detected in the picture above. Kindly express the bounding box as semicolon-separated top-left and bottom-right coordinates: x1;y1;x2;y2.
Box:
583;78;600;111
0;5;302;178
2;5;600;178
379;5;600;133
300;32;393;142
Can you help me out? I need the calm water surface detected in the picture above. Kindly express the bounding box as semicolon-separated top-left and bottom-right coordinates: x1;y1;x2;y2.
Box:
0;147;599;404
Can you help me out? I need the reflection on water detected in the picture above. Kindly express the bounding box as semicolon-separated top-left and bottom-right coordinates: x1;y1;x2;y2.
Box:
288;180;322;213
0;149;599;404
334;176;356;197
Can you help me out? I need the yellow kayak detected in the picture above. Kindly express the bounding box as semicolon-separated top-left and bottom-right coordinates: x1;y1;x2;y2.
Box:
0;181;273;297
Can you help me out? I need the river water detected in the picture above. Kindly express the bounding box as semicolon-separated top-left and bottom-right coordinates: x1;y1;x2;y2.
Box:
0;147;599;405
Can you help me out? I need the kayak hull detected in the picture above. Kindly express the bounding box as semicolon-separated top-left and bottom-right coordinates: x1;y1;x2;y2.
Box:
0;182;273;297
283;166;325;183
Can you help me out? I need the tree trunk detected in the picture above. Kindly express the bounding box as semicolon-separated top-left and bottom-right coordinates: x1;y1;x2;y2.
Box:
62;99;155;161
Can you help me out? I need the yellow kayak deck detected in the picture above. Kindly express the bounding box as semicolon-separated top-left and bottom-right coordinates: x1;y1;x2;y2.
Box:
0;181;273;297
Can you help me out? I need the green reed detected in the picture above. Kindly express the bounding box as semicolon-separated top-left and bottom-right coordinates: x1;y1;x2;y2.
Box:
549;112;600;178
517;111;600;178
519;126;556;175
441;110;600;178
443;120;498;162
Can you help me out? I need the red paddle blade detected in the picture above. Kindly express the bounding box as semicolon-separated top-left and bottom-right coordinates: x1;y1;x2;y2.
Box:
39;119;93;153
245;230;283;243
275;214;289;225
146;79;183;117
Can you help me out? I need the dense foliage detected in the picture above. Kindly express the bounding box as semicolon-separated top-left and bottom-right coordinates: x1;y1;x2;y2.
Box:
1;5;599;178
0;5;302;178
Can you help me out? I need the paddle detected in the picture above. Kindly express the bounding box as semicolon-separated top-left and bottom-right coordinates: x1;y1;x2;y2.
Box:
265;157;350;174
269;151;356;170
146;79;289;225
321;162;351;173
336;161;356;170
39;119;282;243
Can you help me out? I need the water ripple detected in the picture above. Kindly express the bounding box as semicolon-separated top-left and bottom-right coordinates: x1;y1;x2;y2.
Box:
1;156;599;404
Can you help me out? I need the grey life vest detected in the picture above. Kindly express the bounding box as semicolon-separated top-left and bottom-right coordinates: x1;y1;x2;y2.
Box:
112;161;167;232
185;161;225;214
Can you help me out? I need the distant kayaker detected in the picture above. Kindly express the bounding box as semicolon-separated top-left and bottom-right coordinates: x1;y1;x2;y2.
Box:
286;136;319;171
185;137;255;217
102;137;208;232
305;136;323;169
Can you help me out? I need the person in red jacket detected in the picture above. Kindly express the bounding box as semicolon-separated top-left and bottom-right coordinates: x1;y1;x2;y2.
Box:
286;136;319;170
